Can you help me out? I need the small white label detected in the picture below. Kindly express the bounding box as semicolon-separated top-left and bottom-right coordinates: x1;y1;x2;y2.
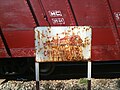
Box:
48;10;66;25
48;10;62;17
52;18;65;24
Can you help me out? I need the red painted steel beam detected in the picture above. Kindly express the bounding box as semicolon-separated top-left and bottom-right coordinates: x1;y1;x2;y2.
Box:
0;27;12;57
0;0;120;61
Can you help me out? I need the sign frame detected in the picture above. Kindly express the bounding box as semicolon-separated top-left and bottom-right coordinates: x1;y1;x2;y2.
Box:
35;26;92;62
34;26;92;90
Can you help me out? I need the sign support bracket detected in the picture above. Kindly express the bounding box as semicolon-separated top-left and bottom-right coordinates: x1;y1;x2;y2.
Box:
35;62;40;90
87;60;92;90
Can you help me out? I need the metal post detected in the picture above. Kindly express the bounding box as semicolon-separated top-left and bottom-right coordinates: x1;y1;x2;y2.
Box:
35;62;39;90
87;60;92;90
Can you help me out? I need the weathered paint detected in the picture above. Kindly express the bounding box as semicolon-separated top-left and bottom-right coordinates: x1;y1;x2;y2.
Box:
35;26;92;62
0;0;120;61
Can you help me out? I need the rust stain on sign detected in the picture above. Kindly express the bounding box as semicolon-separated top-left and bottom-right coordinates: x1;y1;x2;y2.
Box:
35;26;92;62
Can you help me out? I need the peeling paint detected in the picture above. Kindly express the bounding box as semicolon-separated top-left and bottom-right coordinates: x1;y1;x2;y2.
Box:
35;26;92;62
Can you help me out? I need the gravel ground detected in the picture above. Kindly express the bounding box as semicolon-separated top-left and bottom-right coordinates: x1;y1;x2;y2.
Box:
0;78;120;90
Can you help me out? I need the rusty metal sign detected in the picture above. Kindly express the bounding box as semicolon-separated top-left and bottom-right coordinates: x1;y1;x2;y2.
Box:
35;26;92;62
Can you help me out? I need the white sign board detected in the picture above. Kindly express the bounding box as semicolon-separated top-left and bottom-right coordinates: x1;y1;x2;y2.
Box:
35;26;92;62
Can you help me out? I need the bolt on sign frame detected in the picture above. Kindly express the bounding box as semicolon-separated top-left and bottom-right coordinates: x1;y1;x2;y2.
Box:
35;26;92;90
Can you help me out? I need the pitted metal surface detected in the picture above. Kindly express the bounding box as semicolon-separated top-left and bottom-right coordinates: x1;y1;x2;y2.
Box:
35;26;92;62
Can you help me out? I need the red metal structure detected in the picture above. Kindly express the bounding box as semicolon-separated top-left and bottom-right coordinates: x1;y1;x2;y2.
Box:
0;0;120;78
